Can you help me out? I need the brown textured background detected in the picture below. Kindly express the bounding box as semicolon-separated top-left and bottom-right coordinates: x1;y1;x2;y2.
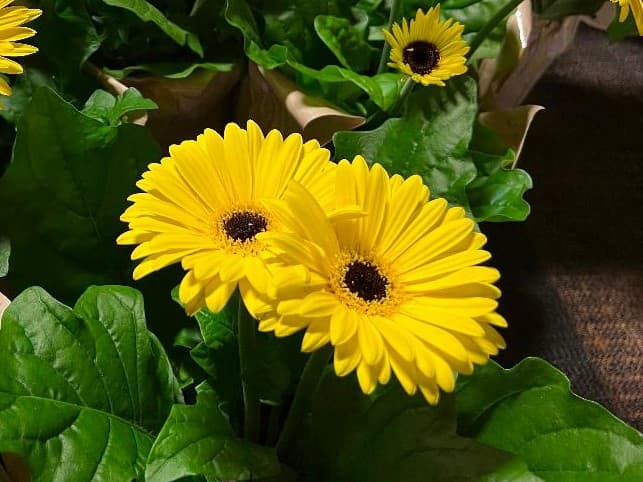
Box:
488;25;643;429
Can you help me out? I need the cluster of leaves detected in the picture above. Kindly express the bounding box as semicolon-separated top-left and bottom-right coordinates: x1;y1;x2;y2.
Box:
0;285;640;481
225;0;516;115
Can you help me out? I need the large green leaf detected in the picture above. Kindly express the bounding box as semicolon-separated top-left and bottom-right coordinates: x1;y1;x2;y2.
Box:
100;0;204;56
0;87;161;303
82;87;158;126
333;77;479;212
333;76;532;221
456;359;643;480
305;373;542;481
146;382;281;481
0;285;180;480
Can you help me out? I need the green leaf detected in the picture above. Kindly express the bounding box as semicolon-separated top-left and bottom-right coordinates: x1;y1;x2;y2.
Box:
0;68;56;125
333;77;479;212
0;87;161;304
456;359;643;480
32;0;102;95
0;285;180;480
305;373;542;481
100;0;204;56
0;237;8;278
103;62;235;80
467;149;532;222
607;12;638;42
146;382;281;482
82;87;158;126
533;0;605;19
314;14;377;72
334;77;532;221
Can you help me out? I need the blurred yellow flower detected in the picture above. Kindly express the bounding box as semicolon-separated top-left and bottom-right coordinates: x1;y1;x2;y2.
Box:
0;0;41;102
611;0;643;35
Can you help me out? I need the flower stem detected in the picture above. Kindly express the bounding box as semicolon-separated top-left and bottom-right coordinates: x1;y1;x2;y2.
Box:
276;345;333;459
238;296;261;443
377;0;403;74
388;77;414;116
467;0;524;60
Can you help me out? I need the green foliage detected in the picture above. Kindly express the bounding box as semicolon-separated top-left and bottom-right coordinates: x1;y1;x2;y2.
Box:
0;285;181;480
0;237;8;277
225;0;509;115
82;87;158;125
607;12;638;42
99;0;204;56
333;76;532;222
103;61;236;80
314;14;377;72
31;0;102;94
0;87;161;303
304;373;542;481
146;382;281;481
456;359;643;481
533;0;606;19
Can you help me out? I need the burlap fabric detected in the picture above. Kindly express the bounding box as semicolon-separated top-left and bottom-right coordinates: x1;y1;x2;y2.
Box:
488;25;642;429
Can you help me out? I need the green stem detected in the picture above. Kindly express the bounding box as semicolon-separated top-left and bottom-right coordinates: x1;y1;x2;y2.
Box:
389;77;414;116
276;345;333;459
467;0;524;60
265;405;283;446
238;296;261;443
377;0;403;74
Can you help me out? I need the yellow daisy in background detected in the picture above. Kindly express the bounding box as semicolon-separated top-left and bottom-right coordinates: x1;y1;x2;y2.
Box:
118;121;336;315
256;157;506;404
611;0;643;35
383;5;469;87
0;0;41;101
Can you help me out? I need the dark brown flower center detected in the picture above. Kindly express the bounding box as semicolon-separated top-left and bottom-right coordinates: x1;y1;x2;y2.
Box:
343;260;388;302
403;41;440;75
223;211;268;242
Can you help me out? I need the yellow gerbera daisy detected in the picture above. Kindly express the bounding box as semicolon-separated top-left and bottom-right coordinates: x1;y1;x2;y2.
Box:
612;0;643;35
383;5;469;87
254;157;506;404
117;121;337;315
0;0;41;100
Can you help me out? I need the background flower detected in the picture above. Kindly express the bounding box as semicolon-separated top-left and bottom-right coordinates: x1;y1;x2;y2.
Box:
257;157;506;404
383;6;470;87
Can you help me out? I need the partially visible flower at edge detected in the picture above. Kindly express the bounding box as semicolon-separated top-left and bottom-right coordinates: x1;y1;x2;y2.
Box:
117;120;337;315
611;0;643;35
252;157;506;405
383;5;470;87
0;0;42;104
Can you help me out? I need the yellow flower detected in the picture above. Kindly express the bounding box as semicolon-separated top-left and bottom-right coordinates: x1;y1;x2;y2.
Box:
383;5;469;87
611;0;643;35
0;0;41;100
118;121;336;315
255;157;506;404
